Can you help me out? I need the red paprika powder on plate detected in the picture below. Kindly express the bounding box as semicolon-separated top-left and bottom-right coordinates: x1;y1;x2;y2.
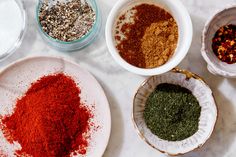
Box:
0;73;93;157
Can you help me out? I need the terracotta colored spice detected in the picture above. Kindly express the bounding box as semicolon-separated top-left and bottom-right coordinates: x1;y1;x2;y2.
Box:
0;73;92;157
212;24;236;64
115;4;177;68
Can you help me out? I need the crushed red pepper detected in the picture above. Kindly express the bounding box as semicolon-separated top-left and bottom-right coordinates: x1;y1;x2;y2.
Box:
212;24;236;64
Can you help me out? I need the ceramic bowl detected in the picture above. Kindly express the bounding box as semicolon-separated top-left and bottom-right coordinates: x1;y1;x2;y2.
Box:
132;68;217;155
105;0;192;76
202;5;236;77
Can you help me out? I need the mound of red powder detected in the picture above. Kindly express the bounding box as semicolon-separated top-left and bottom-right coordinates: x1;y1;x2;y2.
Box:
1;73;92;157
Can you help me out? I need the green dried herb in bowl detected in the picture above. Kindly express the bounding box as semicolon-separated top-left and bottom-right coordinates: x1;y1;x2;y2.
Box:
144;83;201;141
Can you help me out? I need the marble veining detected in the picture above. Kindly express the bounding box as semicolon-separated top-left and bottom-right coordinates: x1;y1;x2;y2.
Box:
0;0;236;157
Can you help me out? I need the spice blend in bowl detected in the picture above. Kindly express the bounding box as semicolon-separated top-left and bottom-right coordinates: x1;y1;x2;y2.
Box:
0;73;94;156
144;83;201;141
39;0;95;42
37;0;101;51
133;69;217;155
106;0;193;76
115;4;178;68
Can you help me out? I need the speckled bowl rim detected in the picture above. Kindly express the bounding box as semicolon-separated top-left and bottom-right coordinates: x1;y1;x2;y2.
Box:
201;5;236;77
132;68;218;156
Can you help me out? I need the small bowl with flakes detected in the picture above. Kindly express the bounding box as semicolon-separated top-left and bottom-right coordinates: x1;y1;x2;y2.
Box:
36;0;102;51
202;5;236;78
106;0;193;76
132;68;217;155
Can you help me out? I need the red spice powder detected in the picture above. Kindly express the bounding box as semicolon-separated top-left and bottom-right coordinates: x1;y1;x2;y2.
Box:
116;4;172;68
1;73;92;157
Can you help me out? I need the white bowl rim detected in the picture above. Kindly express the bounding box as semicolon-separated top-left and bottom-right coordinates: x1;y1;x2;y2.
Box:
105;0;193;76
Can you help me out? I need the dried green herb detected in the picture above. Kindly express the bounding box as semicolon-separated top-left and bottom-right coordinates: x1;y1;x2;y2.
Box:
144;83;201;141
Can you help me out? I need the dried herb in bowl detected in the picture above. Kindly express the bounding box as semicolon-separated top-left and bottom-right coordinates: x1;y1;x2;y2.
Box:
39;0;96;42
144;83;201;141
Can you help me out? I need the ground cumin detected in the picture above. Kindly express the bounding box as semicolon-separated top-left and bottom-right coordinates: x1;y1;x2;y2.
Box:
115;4;178;68
141;18;178;68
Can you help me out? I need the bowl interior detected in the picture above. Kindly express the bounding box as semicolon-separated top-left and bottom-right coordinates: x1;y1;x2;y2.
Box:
106;0;192;75
36;0;101;51
133;71;217;155
203;7;236;74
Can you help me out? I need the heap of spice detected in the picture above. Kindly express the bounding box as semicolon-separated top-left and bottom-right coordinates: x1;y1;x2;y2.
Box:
115;4;178;68
212;24;236;64
144;83;201;141
39;0;96;42
0;73;93;157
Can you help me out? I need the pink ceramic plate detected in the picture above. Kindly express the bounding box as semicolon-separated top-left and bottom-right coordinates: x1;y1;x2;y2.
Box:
0;56;111;157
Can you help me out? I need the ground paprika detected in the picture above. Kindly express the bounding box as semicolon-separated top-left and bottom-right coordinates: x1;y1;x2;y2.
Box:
0;73;92;157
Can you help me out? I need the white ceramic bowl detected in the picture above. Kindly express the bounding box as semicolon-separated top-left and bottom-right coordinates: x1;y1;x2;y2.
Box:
105;0;193;76
202;5;236;78
133;69;217;155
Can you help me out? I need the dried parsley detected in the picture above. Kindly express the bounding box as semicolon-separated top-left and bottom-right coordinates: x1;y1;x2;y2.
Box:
144;83;201;141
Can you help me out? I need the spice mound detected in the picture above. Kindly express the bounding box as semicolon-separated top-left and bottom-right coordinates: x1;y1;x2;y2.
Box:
0;73;93;157
144;83;201;141
115;4;178;68
212;24;236;64
39;0;96;42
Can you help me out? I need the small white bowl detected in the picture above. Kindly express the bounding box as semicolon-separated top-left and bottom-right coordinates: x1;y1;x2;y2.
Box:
132;68;217;155
202;5;236;78
105;0;193;76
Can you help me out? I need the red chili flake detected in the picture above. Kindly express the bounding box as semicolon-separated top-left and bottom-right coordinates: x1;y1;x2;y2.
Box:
115;35;121;41
212;24;236;64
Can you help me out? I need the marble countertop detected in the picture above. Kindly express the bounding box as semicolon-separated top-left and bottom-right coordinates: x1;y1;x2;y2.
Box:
1;0;236;157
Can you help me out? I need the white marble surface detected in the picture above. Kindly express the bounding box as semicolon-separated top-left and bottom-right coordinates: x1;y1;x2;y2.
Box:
1;0;236;156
